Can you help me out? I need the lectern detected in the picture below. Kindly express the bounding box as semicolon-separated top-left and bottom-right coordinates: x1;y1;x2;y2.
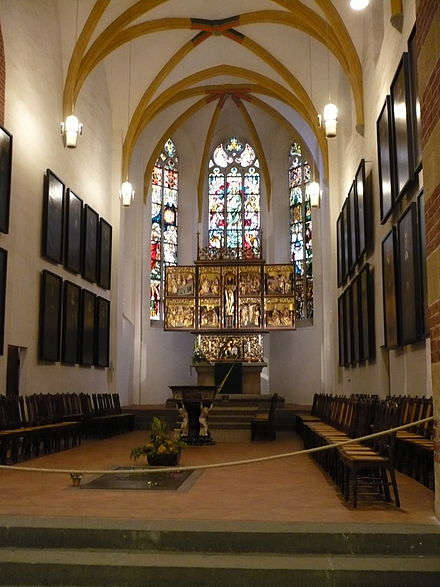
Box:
169;385;217;445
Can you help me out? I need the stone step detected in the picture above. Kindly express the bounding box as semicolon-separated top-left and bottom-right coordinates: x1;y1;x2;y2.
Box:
1;548;440;586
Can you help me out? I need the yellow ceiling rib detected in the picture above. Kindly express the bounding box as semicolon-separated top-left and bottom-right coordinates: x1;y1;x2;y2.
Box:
63;0;111;118
234;98;272;211
197;98;226;222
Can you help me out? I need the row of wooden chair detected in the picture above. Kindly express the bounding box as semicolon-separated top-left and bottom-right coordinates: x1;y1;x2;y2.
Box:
301;394;400;508
0;392;134;465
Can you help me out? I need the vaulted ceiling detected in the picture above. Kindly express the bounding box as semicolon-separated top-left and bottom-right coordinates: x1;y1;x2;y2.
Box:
62;0;368;211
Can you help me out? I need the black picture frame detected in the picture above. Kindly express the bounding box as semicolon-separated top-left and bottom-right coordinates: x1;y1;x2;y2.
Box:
350;277;360;365
0;125;13;234
390;53;414;200
343;287;352;367
0;248;7;355
408;27;422;174
417;191;428;336
61;281;80;364
381;228;399;349
79;289;96;366
82;204;98;283
338;294;344;367
39;270;62;362
348;182;358;272
336;211;344;287
355;159;366;258
359;263;375;361
342;198;349;283
97;218;112;290
397;202;422;345
64;189;83;274
42;169;65;263
377;96;395;224
95;296;110;367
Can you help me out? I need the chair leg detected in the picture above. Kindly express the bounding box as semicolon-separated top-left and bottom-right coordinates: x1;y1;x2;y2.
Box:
389;468;400;507
352;470;358;508
380;469;391;502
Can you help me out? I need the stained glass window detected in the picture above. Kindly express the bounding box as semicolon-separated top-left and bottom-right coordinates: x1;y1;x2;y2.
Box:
208;137;260;255
150;138;179;320
289;142;313;320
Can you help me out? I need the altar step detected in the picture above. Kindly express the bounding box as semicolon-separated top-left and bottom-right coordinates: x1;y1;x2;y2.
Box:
1;520;440;586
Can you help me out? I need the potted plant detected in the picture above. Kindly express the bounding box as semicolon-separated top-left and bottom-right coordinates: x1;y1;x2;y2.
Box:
130;416;186;466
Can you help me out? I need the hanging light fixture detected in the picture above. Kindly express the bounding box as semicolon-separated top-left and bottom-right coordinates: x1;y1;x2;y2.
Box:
350;0;369;9
60;2;83;148
307;36;320;207
119;41;135;206
322;16;338;138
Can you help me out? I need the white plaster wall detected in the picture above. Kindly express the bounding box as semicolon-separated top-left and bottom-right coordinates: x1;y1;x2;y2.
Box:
0;0;116;397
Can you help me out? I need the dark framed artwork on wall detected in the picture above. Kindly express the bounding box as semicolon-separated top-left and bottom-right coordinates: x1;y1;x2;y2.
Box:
377;96;395;224
336;211;344;287
408;28;422;173
95;296;110;367
355;159;366;258
381;228;399;349
348;182;358;272
97;218;112;290
79;289;96;366
343;287;352;367
0;125;13;234
82;204;98;283
338;294;344;367
0;248;8;355
350;277;360;365
397;202;422;345
417;191;428;336
61;281;80;364
39;270;62;362
390;53;414;200
42;169;65;263
359;263;375;361
64;189;83;274
342;198;349;283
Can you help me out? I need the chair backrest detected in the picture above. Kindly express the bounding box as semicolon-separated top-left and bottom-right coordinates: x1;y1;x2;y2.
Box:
268;393;278;423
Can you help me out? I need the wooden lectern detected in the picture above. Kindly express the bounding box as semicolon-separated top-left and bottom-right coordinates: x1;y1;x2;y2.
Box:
169;385;217;445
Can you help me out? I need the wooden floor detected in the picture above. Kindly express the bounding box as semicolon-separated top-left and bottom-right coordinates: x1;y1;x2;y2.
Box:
0;430;437;525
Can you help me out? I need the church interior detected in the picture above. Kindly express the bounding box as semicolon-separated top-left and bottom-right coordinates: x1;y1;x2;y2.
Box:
0;0;440;583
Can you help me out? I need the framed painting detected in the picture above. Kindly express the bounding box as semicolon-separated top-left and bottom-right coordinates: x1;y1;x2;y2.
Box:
64;188;82;274
336;211;344;287
381;228;399;349
355;159;366;258
97;218;112;290
348;181;358;272
0;125;13;234
359;263;375;361
39;270;62;362
79;289;96;365
343;287;352;367
397;203;422;345
408;28;422;174
350;277;360;365
377;96;395;223
82;204;98;283
95;296;110;367
0;248;7;355
61;281;80;364
341;198;349;283
42;169;65;263
417;191;428;336
390;53;414;200
338;294;345;367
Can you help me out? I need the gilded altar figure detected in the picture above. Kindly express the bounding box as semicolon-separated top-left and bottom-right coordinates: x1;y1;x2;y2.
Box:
265;265;293;296
223;270;237;327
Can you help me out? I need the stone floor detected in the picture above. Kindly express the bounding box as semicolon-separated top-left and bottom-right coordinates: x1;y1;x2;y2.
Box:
0;430;437;525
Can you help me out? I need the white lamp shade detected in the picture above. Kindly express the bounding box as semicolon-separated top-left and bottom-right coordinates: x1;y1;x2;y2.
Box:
323;102;338;138
62;114;83;148
307;181;321;207
350;0;369;10
120;181;135;206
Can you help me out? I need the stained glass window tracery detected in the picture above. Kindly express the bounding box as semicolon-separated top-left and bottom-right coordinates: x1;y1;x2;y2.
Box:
208;137;260;255
150;138;179;320
289;141;313;320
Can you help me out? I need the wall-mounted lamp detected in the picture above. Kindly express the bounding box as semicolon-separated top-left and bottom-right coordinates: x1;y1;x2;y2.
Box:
60;114;83;148
119;181;135;207
323;102;338;138
307;181;321;208
350;0;369;9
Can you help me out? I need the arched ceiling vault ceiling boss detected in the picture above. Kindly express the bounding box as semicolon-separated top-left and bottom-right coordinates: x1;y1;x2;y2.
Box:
62;1;364;208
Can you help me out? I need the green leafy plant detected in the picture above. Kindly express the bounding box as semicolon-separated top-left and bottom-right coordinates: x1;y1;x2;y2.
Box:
130;417;186;461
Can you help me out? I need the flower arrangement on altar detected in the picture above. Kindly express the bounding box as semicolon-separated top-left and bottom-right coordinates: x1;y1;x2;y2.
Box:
130;417;186;465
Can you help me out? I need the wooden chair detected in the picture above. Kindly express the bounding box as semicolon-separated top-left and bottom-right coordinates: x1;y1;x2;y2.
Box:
251;393;278;441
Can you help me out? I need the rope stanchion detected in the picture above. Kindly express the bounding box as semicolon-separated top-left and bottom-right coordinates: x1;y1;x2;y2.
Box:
0;416;434;485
